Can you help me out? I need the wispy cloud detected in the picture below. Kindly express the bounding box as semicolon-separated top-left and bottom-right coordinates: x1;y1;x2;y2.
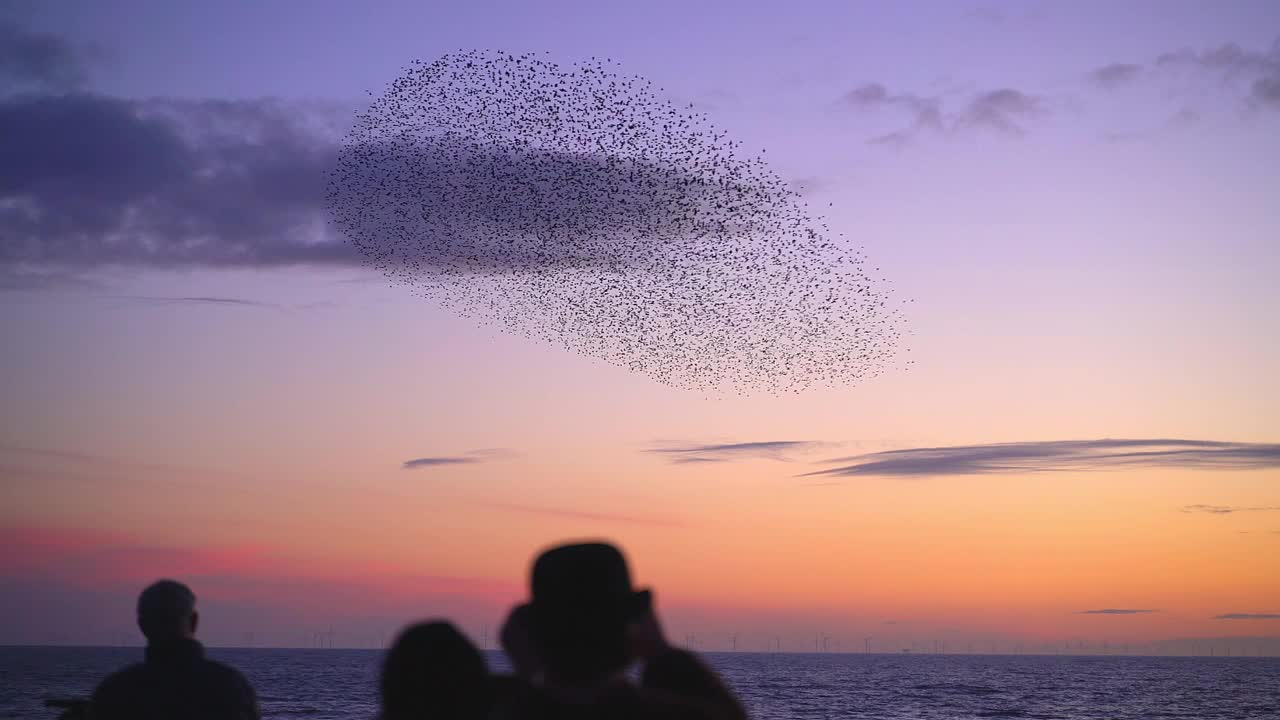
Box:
401;448;516;470
961;89;1043;134
402;457;480;469
1077;609;1155;615
1089;63;1143;89
1090;39;1280;109
1181;504;1280;515
964;7;1006;25
0;444;241;481
108;296;275;308
839;82;1044;146
805;439;1280;479
473;500;685;528
650;440;825;464
1213;613;1280;620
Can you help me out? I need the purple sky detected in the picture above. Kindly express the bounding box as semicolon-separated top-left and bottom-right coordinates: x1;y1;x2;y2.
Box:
1;1;1278;650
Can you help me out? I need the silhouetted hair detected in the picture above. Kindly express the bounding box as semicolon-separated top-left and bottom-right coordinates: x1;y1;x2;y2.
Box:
136;580;196;640
530;542;648;679
381;621;488;720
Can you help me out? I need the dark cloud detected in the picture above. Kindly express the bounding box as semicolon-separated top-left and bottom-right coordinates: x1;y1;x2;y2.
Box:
401;448;516;470
0;89;836;294
650;440;824;464
0;93;354;288
0;19;89;92
1213;613;1280;620
1181;504;1280;515
839;83;1040;145
1077;609;1155;615
0;90;735;287
805;439;1280;479
1089;63;1143;89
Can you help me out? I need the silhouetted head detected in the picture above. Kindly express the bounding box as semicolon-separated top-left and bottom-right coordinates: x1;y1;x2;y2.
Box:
529;541;649;682
136;579;198;643
381;621;489;720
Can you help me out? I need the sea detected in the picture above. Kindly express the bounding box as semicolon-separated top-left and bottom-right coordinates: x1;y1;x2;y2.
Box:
2;646;1277;719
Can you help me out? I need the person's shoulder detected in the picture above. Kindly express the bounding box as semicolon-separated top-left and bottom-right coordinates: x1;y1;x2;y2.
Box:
197;658;261;717
198;657;256;690
91;663;148;703
201;656;252;678
94;662;147;689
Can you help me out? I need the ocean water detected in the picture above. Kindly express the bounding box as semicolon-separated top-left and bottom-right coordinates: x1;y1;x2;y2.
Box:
2;646;1277;719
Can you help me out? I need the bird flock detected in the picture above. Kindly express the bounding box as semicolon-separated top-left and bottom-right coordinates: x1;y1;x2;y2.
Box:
327;50;908;394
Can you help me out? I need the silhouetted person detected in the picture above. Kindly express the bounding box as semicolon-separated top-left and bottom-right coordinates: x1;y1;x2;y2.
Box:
91;580;260;720
381;621;490;720
492;542;745;720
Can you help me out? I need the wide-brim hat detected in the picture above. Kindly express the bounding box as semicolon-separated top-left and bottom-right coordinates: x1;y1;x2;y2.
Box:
530;542;650;623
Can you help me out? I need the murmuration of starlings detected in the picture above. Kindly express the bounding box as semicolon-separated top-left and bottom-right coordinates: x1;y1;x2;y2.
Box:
327;50;911;395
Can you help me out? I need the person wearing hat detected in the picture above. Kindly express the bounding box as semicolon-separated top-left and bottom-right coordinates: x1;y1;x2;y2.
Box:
493;542;745;719
91;579;261;720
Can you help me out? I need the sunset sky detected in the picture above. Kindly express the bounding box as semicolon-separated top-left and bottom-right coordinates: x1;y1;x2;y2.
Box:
2;0;1278;653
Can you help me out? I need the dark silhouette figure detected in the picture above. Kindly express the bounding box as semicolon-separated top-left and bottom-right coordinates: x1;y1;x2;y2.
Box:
91;580;260;720
381;621;490;720
492;542;745;720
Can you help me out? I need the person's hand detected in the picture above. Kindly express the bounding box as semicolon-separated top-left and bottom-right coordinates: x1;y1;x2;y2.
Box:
628;589;671;661
500;603;542;678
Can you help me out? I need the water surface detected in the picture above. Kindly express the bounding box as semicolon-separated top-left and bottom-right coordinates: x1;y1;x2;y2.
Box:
3;646;1275;719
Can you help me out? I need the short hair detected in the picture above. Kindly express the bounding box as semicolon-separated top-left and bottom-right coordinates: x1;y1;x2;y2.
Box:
381;621;488;719
137;580;196;629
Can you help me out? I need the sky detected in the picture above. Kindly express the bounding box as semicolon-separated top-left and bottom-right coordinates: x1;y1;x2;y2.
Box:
1;0;1279;654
